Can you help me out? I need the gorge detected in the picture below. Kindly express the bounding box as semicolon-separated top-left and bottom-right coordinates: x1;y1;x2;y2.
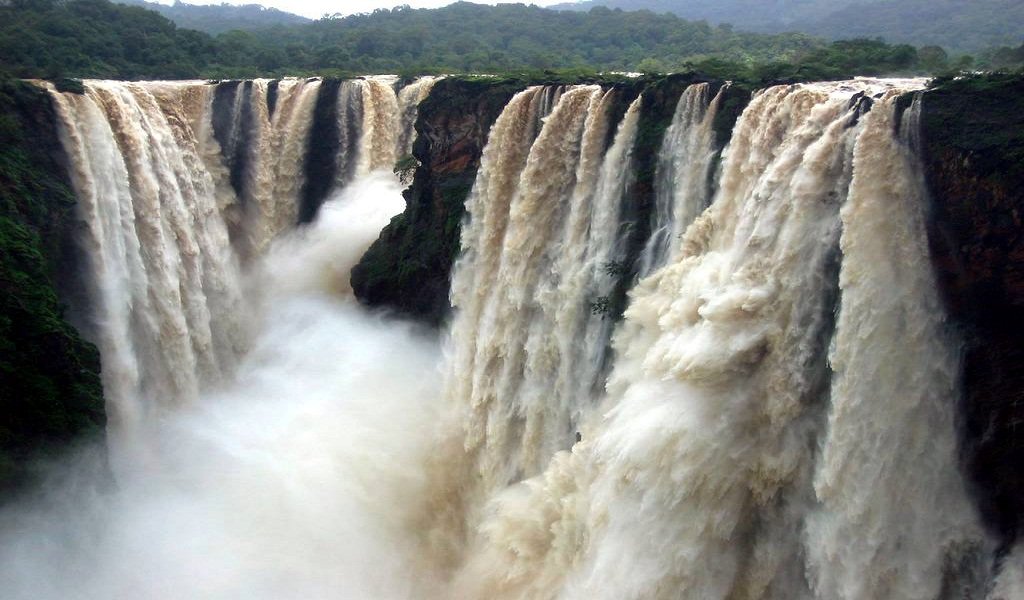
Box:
0;72;1022;599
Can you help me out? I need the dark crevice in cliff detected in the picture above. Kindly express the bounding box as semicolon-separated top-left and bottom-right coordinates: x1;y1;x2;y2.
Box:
211;80;256;202
266;79;280;118
299;79;342;224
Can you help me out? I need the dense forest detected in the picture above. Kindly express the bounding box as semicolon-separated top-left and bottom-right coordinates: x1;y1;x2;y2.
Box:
0;0;822;78
5;0;1019;81
553;0;1024;53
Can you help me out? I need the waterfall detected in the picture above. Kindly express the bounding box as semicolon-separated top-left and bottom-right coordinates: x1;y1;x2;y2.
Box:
48;81;248;463
990;546;1024;600
444;79;988;600
334;76;413;187
211;78;323;257
19;74;1003;600
241;78;322;256
639;82;725;275
437;86;644;537
397;76;442;159
43;76;437;467
806;91;985;600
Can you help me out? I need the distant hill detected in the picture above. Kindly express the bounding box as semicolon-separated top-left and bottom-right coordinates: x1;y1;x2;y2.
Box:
550;0;1024;52
549;0;852;32
805;0;1024;52
117;0;309;34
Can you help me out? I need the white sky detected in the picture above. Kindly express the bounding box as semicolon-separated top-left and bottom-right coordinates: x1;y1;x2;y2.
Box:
156;0;567;19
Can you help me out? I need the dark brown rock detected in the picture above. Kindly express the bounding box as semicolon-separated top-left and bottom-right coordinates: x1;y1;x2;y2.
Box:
920;73;1024;551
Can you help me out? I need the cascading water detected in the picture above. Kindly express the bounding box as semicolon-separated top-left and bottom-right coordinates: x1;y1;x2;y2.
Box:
237;78;322;256
333;76;406;188
806;91;985;600
640;82;725;275
396;76;441;159
43;76;435;466
435;86;645;546
48;80;248;463
443;79;990;600
210;78;322;256
4;75;1009;600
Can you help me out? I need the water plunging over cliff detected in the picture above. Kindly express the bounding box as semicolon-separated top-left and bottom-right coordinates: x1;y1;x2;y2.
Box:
45;77;434;466
442;85;643;509
2;75;1007;600
640;82;725;275
441;79;989;599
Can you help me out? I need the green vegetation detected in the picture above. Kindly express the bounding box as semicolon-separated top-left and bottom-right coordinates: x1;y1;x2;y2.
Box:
922;72;1024;188
0;0;218;79
709;38;927;84
0;77;105;492
271;3;824;75
0;0;885;79
553;0;1024;54
979;42;1024;72
551;0;843;32
4;0;1014;82
799;0;1024;55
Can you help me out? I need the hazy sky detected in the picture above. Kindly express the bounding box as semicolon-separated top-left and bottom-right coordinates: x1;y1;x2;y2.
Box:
155;0;566;19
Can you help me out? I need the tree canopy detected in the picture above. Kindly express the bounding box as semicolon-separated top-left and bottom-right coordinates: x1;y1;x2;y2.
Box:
0;0;1021;81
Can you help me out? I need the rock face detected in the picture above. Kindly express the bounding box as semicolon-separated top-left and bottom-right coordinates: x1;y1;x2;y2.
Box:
351;78;525;326
0;80;105;493
919;74;1024;551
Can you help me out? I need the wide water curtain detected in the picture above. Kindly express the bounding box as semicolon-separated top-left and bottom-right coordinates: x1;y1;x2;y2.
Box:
49;81;247;461
443;80;987;600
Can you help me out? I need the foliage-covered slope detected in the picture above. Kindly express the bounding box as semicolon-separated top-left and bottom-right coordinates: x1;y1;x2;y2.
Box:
805;0;1024;53
0;0;217;79
0;78;105;492
1;0;981;80
550;0;851;30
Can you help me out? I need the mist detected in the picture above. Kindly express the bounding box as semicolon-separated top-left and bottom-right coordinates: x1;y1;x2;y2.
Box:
0;172;445;600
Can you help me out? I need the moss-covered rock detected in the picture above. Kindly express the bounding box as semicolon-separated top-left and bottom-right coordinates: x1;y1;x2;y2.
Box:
0;78;105;494
350;77;526;325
